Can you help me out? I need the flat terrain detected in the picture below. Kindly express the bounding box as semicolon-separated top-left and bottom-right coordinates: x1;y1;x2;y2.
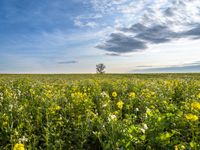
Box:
0;74;200;149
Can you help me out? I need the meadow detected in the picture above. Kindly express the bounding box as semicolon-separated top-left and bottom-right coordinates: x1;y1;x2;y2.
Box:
0;74;200;150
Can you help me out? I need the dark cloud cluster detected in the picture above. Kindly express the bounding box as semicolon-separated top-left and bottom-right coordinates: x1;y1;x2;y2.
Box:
57;60;78;64
96;33;146;53
97;23;200;54
97;23;179;54
134;24;177;44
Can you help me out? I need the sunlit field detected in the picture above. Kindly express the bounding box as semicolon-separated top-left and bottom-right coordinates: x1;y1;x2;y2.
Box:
1;74;200;149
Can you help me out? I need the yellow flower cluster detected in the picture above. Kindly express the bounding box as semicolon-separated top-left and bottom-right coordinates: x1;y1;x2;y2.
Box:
185;114;198;121
49;105;61;114
112;92;117;98
44;90;53;99
129;92;136;98
116;100;124;109
13;144;25;150
174;145;185;150
71;92;87;99
191;101;200;110
141;89;155;98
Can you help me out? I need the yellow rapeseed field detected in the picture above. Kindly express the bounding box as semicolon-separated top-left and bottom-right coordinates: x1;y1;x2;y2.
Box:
0;74;200;149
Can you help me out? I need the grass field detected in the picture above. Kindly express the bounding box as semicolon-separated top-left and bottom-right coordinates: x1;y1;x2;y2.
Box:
0;74;200;150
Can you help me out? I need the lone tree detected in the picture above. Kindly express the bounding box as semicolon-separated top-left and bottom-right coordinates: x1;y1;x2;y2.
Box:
96;63;106;74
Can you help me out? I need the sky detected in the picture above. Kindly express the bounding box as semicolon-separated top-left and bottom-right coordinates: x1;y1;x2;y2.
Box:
0;0;200;73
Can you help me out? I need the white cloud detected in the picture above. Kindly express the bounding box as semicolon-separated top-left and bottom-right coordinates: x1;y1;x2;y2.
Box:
88;0;126;13
73;13;103;28
85;0;200;29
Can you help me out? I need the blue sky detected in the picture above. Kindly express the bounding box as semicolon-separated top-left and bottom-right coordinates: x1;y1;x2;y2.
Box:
0;0;200;73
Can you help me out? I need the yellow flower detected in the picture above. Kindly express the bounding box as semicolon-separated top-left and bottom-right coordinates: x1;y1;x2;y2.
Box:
13;144;25;150
117;100;124;109
191;101;200;110
129;92;136;98
54;105;61;111
49;105;61;114
45;90;53;98
112;92;117;97
181;145;185;150
71;92;85;99
151;92;155;96
175;145;178;150
141;89;155;98
185;114;198;121
197;93;200;98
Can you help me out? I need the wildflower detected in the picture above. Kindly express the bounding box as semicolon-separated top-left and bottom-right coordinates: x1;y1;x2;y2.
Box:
108;114;117;121
191;101;200;110
143;124;148;130
129;92;136;98
151;92;155;96
163;101;168;105
101;91;108;98
112;92;117;97
49;105;61;114
185;114;198;121
110;114;116;119
135;108;139;112
13;143;25;150
197;93;200;98
55;105;61;111
19;136;28;143
140;123;148;134
175;145;178;150
44;89;53;98
102;103;107;108
116;100;124;109
181;145;185;150
146;108;153;117
140;128;145;134
71;92;85;99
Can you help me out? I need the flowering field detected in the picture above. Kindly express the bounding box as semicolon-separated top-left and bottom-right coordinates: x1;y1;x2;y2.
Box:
0;74;200;150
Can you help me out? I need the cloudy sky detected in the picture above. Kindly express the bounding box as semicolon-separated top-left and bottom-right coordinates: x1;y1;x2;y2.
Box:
1;0;200;73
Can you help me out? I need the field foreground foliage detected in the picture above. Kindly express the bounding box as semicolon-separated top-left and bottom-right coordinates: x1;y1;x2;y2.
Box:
0;74;200;150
